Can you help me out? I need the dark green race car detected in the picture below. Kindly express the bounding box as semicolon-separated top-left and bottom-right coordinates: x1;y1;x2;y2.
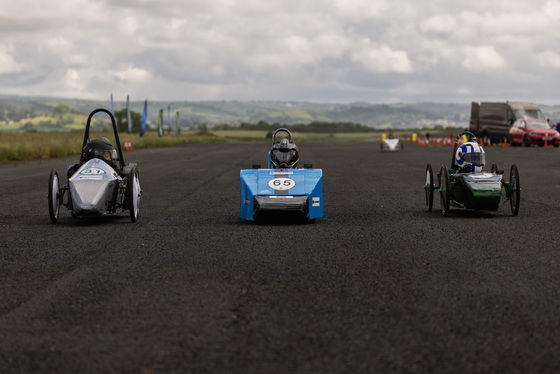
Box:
424;131;520;216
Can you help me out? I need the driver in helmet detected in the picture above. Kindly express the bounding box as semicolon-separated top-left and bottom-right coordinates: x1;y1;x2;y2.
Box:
456;140;485;173
82;137;118;167
67;137;120;177
270;137;299;169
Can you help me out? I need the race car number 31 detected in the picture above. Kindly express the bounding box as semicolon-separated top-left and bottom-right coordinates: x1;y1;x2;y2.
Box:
268;177;296;191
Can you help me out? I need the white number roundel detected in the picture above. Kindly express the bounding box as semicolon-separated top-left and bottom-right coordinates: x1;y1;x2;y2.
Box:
268;177;296;191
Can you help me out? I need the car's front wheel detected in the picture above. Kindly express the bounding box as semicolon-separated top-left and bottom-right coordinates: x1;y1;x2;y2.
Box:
509;164;520;216
48;170;60;223
127;167;141;222
425;164;434;212
439;165;450;217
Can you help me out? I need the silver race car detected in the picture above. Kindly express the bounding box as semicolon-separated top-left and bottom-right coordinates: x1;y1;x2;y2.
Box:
48;108;141;223
381;133;404;152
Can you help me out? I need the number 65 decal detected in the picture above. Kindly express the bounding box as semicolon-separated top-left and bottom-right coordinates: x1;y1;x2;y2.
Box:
268;177;296;191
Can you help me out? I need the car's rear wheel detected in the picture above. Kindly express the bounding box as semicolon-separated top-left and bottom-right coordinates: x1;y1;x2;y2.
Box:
48;170;60;223
127;167;141;222
510;164;520;216
425;164;434;212
439;165;450;216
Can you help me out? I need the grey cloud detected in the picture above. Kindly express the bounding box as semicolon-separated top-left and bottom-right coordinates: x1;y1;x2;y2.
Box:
0;0;558;104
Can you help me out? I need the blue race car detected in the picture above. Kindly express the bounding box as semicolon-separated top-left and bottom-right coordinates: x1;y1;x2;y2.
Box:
240;128;323;221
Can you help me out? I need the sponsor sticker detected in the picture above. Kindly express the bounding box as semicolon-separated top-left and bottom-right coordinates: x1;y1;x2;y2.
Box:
269;195;294;199
268;177;296;191
312;197;321;207
80;167;105;175
77;175;104;180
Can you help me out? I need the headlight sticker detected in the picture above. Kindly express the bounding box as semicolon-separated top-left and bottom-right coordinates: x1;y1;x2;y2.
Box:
312;197;321;207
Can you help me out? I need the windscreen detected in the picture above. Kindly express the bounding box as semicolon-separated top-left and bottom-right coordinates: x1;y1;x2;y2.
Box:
524;120;550;129
462;152;485;166
93;148;118;162
514;109;545;120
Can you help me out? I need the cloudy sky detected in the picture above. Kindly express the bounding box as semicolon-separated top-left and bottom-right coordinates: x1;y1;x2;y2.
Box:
1;0;559;104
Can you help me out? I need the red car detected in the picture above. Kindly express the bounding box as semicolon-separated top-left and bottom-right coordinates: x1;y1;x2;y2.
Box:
508;119;560;147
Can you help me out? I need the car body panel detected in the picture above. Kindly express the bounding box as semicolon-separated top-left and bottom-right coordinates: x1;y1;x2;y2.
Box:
449;172;502;210
381;138;402;151
240;168;323;221
68;158;122;216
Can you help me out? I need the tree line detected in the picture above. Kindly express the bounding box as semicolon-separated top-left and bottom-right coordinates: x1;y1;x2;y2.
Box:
217;121;375;133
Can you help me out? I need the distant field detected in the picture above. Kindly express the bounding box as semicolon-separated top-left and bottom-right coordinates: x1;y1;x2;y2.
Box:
0;127;459;162
0;130;224;162
0;114;88;132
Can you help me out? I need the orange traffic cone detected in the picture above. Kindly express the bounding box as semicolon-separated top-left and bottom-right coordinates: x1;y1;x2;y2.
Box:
486;138;492;147
478;138;483;146
503;138;508;148
544;137;548;148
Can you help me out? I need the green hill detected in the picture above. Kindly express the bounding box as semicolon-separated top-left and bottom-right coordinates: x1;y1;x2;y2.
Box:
1;95;559;132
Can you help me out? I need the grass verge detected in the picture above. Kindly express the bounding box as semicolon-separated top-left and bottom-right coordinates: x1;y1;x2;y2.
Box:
0;128;454;162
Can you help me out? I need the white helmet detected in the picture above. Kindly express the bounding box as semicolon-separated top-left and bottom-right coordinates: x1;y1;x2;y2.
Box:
456;141;485;173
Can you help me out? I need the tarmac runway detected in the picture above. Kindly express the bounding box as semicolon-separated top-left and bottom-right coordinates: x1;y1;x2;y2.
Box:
1;140;560;373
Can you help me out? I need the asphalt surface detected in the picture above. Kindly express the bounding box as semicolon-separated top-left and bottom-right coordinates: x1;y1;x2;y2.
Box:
1;140;560;373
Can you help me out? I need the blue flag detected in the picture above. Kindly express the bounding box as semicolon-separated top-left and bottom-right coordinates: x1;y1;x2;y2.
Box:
158;109;164;137
126;95;132;133
167;105;171;135
110;93;115;118
140;99;147;137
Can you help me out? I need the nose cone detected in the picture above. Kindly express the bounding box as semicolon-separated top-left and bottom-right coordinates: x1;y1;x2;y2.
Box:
68;159;120;216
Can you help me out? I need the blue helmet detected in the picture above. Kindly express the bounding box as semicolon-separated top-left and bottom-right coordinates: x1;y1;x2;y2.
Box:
456;141;485;173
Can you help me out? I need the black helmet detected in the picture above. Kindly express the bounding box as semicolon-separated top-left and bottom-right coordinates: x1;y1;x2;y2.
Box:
270;136;299;169
82;137;118;166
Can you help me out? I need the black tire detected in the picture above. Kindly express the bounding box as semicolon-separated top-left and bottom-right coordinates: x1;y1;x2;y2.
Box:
439;165;450;216
510;164;520;216
523;136;530;147
127;167;140;222
491;163;498;174
48;170;60;223
425;164;434;211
